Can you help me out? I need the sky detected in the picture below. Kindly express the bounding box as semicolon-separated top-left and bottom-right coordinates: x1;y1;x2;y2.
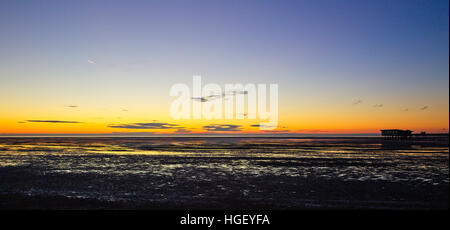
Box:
0;0;448;135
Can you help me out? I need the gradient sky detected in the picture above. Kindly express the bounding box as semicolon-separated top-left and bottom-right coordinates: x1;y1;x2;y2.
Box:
0;0;448;135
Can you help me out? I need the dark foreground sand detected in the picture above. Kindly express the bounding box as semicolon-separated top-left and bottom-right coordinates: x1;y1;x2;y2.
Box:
0;169;448;209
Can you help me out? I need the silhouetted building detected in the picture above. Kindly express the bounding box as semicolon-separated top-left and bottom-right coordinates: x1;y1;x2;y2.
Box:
381;129;412;140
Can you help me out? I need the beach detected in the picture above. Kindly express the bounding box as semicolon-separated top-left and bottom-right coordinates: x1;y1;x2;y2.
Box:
0;137;448;209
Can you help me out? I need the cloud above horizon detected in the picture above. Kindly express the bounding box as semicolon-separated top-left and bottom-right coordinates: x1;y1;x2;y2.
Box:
373;104;383;108
173;128;192;134
353;100;363;105
250;124;278;130
420;106;429;110
110;132;156;135
191;90;249;103
203;124;242;132
108;122;180;129
25;120;81;123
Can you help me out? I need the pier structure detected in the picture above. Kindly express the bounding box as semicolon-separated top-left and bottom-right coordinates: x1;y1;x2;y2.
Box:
380;129;412;140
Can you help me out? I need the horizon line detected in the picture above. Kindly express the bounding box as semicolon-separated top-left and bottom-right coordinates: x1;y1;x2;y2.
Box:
0;132;386;137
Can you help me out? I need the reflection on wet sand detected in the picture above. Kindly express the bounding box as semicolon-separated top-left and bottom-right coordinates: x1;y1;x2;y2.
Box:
0;137;448;209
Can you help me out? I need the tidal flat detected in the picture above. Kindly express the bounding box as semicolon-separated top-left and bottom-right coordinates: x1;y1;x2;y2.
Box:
0;137;448;209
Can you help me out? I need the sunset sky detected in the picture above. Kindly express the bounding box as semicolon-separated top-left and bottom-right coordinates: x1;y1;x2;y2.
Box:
0;0;448;135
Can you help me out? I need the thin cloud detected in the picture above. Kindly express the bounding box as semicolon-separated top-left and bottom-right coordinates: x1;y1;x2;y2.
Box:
110;132;156;135
373;104;383;108
250;124;278;129
173;128;192;134
191;97;209;102
191;94;221;102
67;105;79;108
353;100;363;105
87;59;96;64
224;90;248;96
26;120;81;123
192;90;248;103
420;106;429;110
404;108;409;111
108;122;180;129
203;124;242;132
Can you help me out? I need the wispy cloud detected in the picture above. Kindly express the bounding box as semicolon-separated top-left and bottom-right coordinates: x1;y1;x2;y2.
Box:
353;100;363;105
108;122;179;129
203;124;242;132
26;120;81;123
404;108;409;112
87;59;96;64
373;104;383;108
224;90;248;96
173;128;192;134
191;95;221;102
67;105;79;108
250;124;278;129
420;106;429;110
192;90;249;103
110;132;156;135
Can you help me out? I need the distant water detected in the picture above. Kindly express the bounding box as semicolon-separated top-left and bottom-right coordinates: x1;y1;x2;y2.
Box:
0;137;448;209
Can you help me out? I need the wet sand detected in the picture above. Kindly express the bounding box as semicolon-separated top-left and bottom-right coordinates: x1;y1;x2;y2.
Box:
0;137;448;209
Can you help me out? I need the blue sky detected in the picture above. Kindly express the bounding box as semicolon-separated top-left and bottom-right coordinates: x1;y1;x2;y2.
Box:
0;0;448;134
